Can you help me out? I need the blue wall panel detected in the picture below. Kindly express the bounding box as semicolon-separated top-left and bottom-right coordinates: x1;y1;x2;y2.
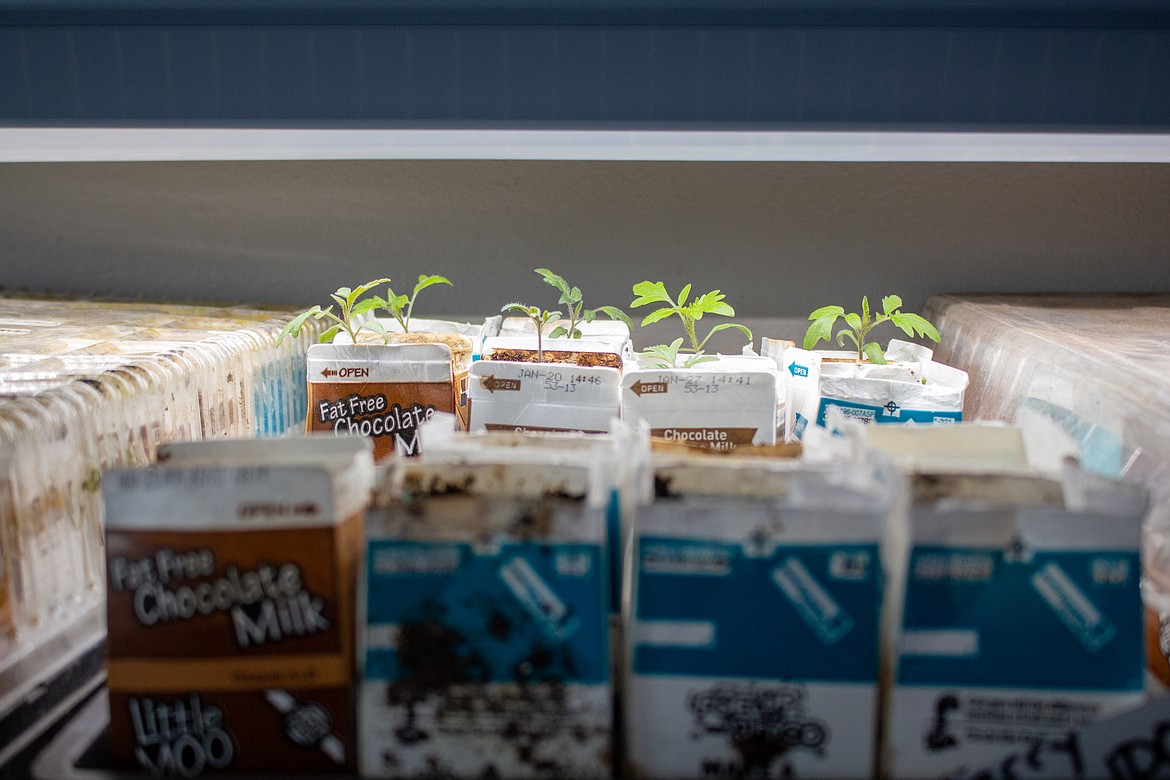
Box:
2;3;1169;127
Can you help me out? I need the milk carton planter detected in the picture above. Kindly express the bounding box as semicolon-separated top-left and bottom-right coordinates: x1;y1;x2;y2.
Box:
307;340;471;459
622;354;783;450
781;341;968;440
361;456;614;778
626;450;900;779
469;326;633;435
866;425;1148;780
284;279;477;459
102;436;375;775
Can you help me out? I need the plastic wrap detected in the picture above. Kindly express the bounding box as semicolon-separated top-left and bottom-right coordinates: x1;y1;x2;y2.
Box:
925;294;1170;600
0;295;323;725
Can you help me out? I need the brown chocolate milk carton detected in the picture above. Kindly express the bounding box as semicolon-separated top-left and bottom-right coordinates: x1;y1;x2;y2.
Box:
306;339;472;461
103;435;374;775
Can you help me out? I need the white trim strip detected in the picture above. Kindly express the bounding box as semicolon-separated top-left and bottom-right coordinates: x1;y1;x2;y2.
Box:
3;128;1170;163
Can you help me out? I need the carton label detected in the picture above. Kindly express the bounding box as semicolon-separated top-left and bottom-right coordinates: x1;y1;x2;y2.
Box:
469;361;620;436
817;397;963;426
629;537;880;778
107;528;350;659
622;370;778;450
106;521;360;774
484;423;607;435
890;546;1143;778
308;378;463;459
650;427;758;449
361;539;610;777
109;687;355;775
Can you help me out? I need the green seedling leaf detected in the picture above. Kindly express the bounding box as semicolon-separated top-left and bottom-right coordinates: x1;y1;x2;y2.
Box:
697;322;753;351
640;338;685;369
594;305;632;328
804;312;841;350
363;318;388;344
535;268;572;298
353;278;391;297
889;312;941;342
319;324;342;344
351;297;384;317
529;268;625;341
277;306;327;345
806;295;938;362
548;326;569;339
631;281;750;356
413;275;451;296
835;328;859;348
631;281;674;308
808;305;845;322
864;341;887;365
639;307;676;327
683;353;719;368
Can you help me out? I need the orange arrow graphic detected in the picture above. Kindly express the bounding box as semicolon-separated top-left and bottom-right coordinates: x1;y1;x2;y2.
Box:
629;380;669;397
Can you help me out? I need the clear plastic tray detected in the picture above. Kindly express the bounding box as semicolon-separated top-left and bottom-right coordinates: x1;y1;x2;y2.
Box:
926;293;1170;596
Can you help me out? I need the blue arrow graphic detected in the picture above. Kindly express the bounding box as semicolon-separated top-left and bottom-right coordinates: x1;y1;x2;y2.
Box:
788;362;809;378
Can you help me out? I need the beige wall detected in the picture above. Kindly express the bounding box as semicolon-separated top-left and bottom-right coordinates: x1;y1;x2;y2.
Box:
3;160;1168;339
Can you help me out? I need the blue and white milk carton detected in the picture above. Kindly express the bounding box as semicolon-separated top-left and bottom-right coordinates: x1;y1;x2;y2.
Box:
779;341;968;440
625;450;900;779
869;425;1149;780
360;453;614;778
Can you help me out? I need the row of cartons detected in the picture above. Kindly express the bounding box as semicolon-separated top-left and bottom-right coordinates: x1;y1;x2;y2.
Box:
98;420;1149;779
0;296;322;753
309;316;970;459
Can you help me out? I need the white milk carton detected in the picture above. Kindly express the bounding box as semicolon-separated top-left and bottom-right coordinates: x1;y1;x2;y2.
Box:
469;329;632;434
781;341;968;439
622;354;782;450
868;425;1149;780
360;452;614;778
626;449;900;779
306;342;471;460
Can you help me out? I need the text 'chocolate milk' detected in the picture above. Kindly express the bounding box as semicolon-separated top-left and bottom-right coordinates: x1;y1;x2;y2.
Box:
103;436;374;775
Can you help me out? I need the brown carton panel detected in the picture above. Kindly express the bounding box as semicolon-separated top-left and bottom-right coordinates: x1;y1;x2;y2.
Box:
307;380;461;460
107;688;355;775
106;524;358;660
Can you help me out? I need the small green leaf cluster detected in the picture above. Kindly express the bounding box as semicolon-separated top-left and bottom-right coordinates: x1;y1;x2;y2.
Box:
366;274;452;334
277;278;392;345
630;281;753;368
500;303;562;361
639;339;719;370
533;268;632;339
804;295;939;364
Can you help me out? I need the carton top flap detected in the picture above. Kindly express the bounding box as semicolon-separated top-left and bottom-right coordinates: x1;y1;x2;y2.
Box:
483;334;629;357
628;354;778;374
379;460;602;506
104;458;374;530
306;342;457;383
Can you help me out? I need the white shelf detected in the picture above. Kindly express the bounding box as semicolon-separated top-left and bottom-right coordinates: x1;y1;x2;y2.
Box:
4;128;1170;164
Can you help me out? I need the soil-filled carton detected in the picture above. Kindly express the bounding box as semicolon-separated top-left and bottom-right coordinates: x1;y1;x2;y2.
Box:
417;421;651;616
626;448;900;779
371;316;501;363
866;424;1148;780
361;454;613;778
780;341;968;440
306;340;471;460
621;354;782;450
102;436;374;776
469;327;633;434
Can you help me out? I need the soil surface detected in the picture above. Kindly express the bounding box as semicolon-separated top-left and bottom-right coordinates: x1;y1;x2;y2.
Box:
486;349;623;370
